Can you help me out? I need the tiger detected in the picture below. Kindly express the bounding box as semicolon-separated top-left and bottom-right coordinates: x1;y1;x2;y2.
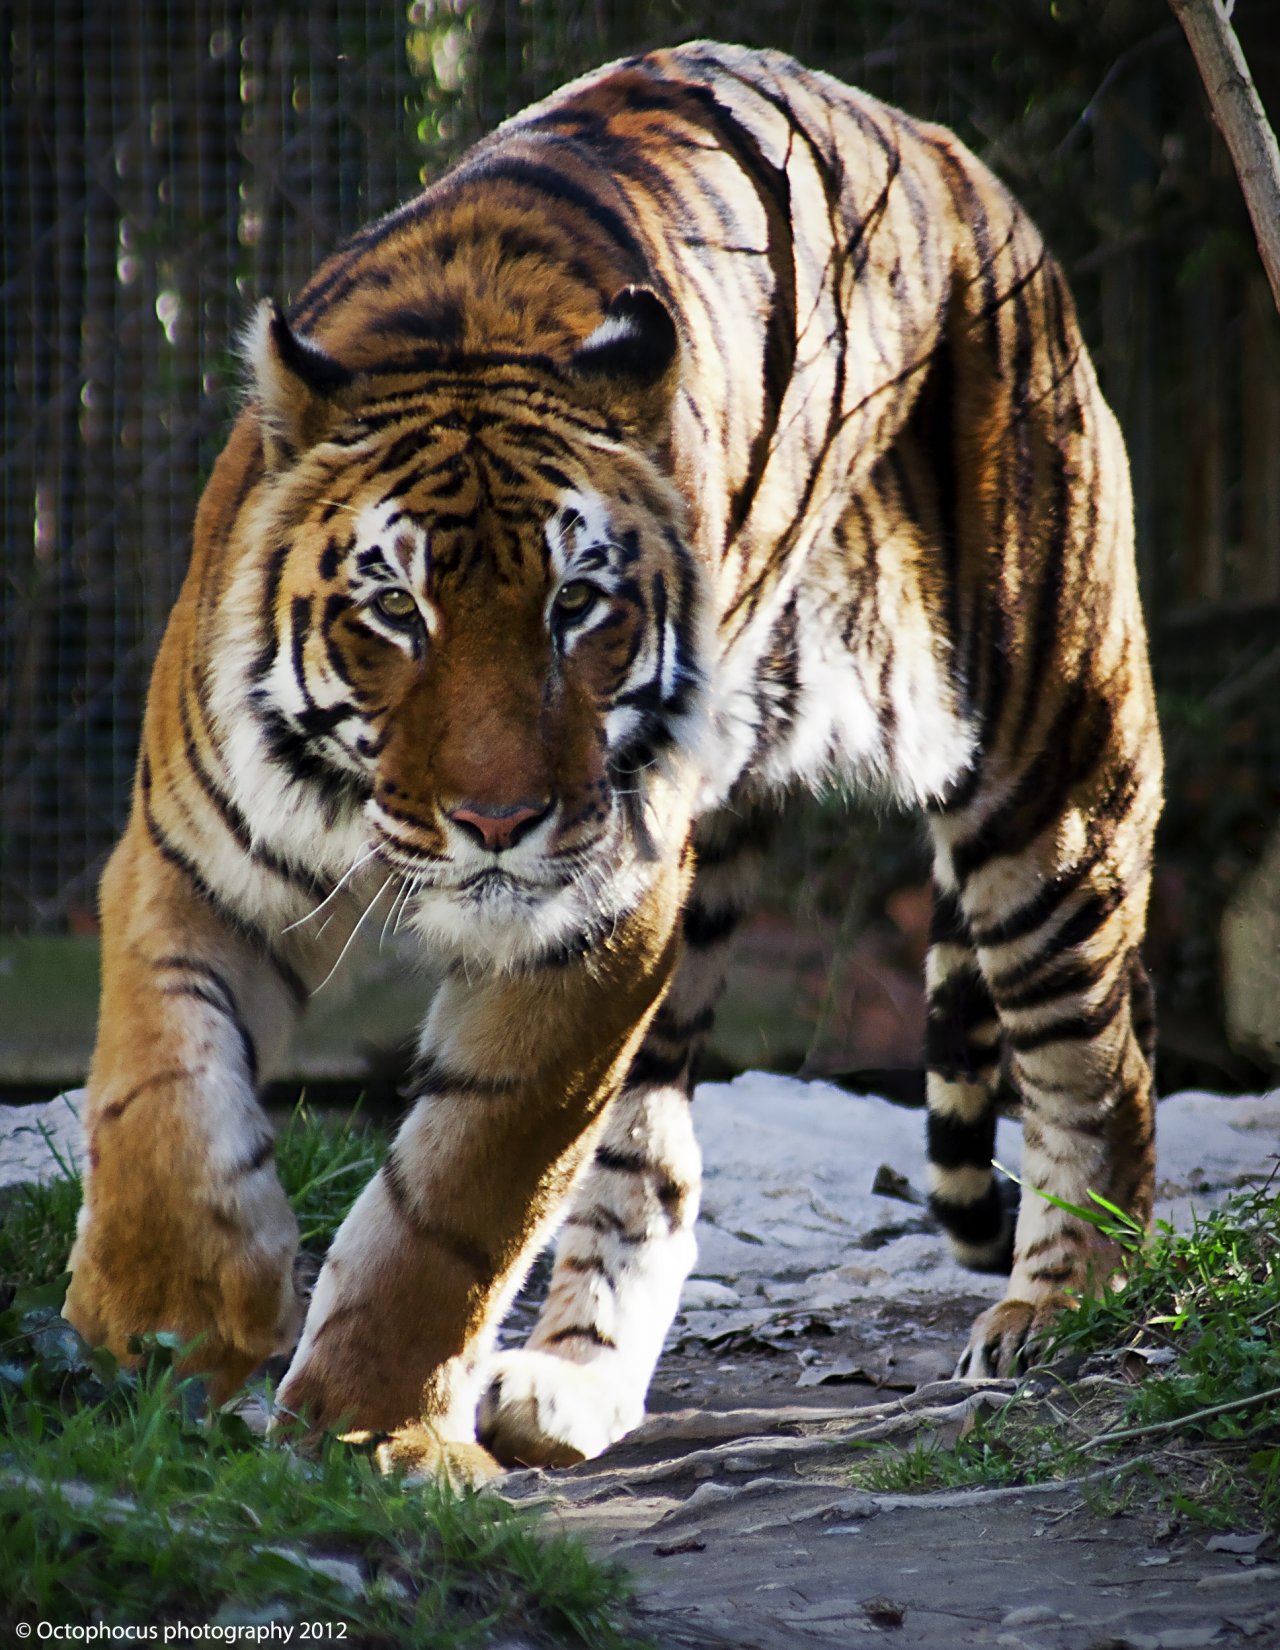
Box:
63;40;1163;1480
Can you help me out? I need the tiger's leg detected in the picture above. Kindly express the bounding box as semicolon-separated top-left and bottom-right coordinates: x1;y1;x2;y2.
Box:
276;852;691;1478
929;714;1161;1378
63;824;308;1405
477;805;771;1467
923;880;1013;1274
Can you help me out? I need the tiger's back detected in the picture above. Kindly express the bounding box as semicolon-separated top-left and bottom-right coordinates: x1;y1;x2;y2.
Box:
66;43;1161;1471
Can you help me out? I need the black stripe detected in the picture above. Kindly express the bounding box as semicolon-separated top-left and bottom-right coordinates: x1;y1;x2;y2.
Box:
140;787;308;1006
1026;1263;1076;1287
651;570;668;704
928;887;970;948
950;685;1112;886
924;965;999;1081
179;691;329;897
559;1253;616;1287
158;983;259;1086
233;1134;276;1176
625;1044;690;1089
917;341;965;718
1005;966;1131;1055
594;1145;649;1175
468;154;648;269
929;1185;1012;1268
691;101;797;548
290;594;313;699
382;1156;493;1276
972;866;1113;953
543;1324;616;1350
649;1003;716;1045
989;949;1111;1016
252;704;373;821
512;931;594;972
563;1207;642;1243
968;747;1140;953
153;953;236;1006
411;1054;520;1100
320;594;360;690
1009;450;1071;756
250;543;291;682
926;1107;996;1173
682;901;742;949
100;1066;194;1122
693;810;775;870
368;303;465;350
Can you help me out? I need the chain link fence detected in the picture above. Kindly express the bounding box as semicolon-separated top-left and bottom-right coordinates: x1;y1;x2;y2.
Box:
1;1;426;929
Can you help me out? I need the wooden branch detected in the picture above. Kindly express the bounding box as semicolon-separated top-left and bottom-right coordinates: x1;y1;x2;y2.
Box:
1169;0;1280;315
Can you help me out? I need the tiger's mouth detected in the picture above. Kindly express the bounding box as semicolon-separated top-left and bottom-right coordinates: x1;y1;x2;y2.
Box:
453;867;563;904
366;808;644;968
370;831;612;913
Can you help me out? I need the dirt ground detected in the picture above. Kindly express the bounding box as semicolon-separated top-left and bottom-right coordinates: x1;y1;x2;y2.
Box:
498;1299;1280;1650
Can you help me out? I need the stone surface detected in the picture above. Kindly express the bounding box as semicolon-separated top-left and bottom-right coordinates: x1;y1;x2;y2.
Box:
497;1078;1280;1649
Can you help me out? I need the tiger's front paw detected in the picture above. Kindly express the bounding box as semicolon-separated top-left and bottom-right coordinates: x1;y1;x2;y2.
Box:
63;1187;303;1406
956;1295;1070;1379
477;1349;643;1467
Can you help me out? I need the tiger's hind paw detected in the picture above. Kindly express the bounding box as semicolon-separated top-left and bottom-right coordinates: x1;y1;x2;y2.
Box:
955;1295;1069;1379
477;1349;643;1467
372;1426;505;1489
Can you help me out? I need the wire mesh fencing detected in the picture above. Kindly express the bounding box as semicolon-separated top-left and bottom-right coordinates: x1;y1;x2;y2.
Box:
1;1;423;929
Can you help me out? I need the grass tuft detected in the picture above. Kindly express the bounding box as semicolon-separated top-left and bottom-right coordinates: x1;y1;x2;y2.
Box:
851;1174;1280;1531
275;1097;390;1250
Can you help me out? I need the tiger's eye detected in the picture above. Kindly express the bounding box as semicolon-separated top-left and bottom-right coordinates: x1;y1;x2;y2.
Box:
374;588;418;623
554;580;596;616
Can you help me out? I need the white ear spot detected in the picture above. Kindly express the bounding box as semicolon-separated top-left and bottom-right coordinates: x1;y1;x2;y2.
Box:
244;299;353;472
571;287;679;388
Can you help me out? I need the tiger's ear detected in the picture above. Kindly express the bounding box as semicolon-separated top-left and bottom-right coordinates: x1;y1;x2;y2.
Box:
245;300;355;472
569;287;679;442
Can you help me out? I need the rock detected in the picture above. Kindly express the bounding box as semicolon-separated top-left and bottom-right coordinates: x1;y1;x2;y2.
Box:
681;1278;743;1310
0;1091;84;1189
1222;821;1280;1062
1000;1605;1057;1626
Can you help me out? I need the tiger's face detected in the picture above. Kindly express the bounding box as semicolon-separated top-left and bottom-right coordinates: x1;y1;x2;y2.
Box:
216;292;707;967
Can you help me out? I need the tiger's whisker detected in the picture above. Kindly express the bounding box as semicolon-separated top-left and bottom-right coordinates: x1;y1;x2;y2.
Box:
378;871;412;952
386;874;420;945
284;846;379;935
393;874;425;937
309;872;395;997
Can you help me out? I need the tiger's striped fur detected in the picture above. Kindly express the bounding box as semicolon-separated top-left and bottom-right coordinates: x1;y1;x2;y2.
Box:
65;42;1162;1473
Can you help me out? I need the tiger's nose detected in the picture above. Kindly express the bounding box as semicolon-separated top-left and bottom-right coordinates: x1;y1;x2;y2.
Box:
447;799;552;853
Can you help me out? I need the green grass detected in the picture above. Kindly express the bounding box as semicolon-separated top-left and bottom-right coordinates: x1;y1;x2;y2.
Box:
851;1175;1280;1531
0;1103;645;1646
277;1099;392;1251
852;1413;1088;1495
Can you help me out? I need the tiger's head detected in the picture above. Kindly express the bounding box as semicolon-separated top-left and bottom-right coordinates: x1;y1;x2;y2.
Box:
211;288;708;969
